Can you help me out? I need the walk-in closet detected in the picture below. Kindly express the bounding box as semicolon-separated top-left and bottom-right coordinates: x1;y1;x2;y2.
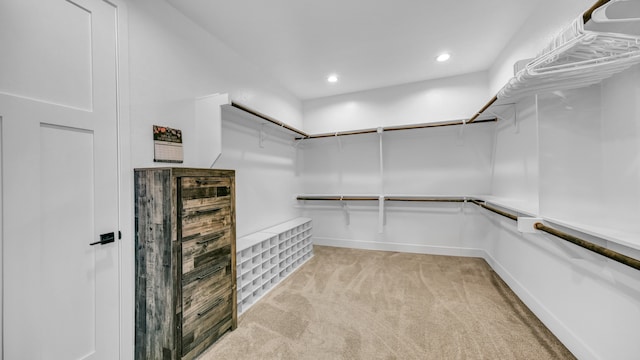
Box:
1;0;639;359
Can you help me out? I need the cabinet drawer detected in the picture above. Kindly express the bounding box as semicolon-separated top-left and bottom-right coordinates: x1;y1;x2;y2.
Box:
181;204;231;239
182;285;234;357
181;177;231;200
182;231;231;275
182;267;232;320
182;243;232;284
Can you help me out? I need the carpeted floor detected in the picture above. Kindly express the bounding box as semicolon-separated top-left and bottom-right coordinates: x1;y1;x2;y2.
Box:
200;246;575;359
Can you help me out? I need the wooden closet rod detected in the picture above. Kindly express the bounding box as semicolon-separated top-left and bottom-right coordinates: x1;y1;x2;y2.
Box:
385;196;467;202
305;119;497;139
296;196;468;202
534;222;640;271
472;200;640;271
296;195;379;201
469;199;518;221
583;0;610;23
467;95;499;124
231;102;309;138
229;102;496;140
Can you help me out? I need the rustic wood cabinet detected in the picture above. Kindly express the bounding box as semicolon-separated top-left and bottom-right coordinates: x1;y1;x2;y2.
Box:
134;167;237;360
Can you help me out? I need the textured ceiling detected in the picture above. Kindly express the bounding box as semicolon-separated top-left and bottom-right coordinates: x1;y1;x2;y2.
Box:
167;0;545;100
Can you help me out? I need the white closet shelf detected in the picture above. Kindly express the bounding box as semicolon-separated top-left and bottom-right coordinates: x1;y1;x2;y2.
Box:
498;17;640;101
543;216;640;252
479;196;538;217
469;0;640;123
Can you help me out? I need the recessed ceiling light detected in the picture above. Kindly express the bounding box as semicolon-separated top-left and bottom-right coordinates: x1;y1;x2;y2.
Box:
327;74;338;83
436;53;451;62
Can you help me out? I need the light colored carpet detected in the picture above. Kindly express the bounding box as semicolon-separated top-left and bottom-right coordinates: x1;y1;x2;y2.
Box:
200;246;575;359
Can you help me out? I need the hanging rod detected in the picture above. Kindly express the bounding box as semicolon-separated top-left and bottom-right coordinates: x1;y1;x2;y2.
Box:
296;195;380;201
583;0;610;23
467;95;499;124
534;222;640;271
296;195;640;271
303;118;497;139
228;102;496;140
230;102;309;138
469;199;518;221
296;195;468;202
475;200;640;272
385;196;467;202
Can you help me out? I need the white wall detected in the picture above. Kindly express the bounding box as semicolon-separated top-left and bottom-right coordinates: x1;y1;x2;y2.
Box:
479;211;640;360
127;0;304;236
536;64;640;242
490;96;539;214
600;65;640;236
128;0;302;170
215;107;302;237
486;63;640;360
302;71;490;134
299;122;495;254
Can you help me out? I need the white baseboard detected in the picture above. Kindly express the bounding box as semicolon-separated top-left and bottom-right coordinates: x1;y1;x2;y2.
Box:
312;236;486;258
481;250;599;360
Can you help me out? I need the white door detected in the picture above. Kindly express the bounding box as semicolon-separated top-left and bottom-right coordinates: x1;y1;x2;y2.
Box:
0;0;121;359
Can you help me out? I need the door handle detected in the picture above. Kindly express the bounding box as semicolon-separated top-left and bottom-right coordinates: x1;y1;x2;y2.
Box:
90;232;115;246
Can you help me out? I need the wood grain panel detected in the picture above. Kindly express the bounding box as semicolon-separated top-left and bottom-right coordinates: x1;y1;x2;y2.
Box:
181;206;231;239
181;176;231;188
181;177;231;201
182;270;232;320
181;196;230;212
135;168;177;360
182;231;231;274
135;168;236;360
182;296;233;357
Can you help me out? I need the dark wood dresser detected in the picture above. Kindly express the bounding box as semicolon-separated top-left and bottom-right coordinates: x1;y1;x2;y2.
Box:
134;167;237;360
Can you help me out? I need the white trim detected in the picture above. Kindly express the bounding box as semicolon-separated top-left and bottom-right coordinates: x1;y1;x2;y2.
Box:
312;236;486;258
0;116;3;357
482;249;599;360
109;0;133;358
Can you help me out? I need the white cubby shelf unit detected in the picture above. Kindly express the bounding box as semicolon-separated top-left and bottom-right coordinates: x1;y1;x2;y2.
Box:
236;217;313;314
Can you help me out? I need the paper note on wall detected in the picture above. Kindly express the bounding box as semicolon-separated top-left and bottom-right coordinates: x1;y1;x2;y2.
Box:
153;125;183;163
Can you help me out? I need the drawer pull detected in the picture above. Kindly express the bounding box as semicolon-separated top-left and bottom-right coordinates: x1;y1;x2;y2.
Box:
195;180;223;185
197;298;224;317
196;265;223;280
196;232;224;245
194;208;222;216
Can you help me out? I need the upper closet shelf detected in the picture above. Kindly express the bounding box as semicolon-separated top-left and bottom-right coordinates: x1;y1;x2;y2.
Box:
498;20;640;100
469;0;640;122
497;0;640;101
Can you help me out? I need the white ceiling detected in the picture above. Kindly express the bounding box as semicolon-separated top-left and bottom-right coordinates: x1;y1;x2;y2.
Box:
167;0;543;100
